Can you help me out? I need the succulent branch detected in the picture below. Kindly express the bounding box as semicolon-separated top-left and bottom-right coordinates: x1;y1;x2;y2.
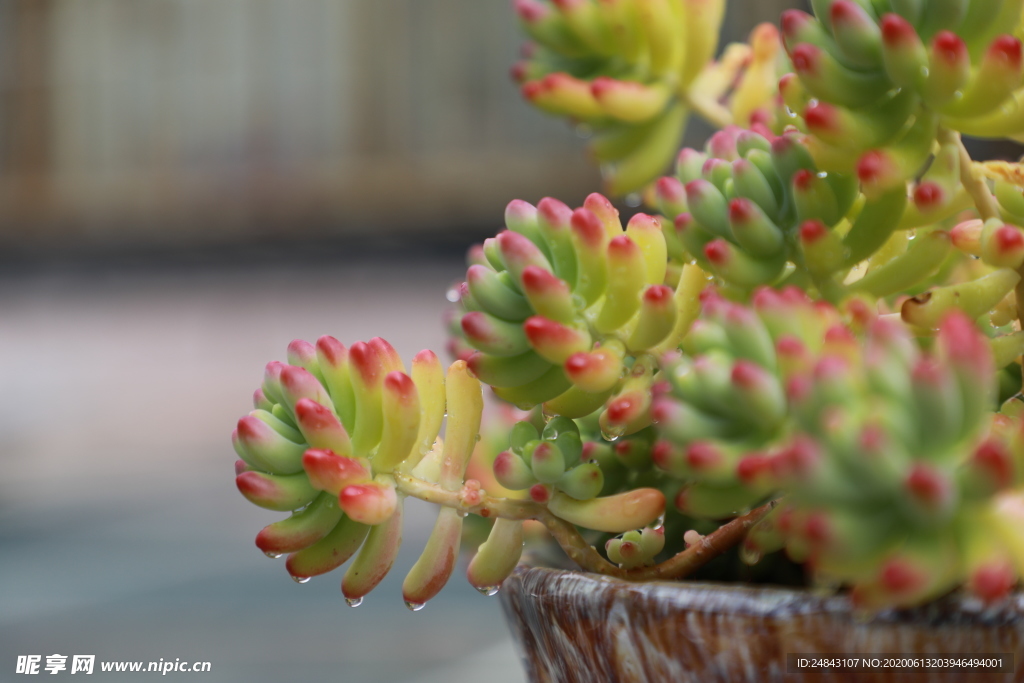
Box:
512;0;788;194
228;0;1024;618
650;127;911;298
449;192;706;435
656;290;1024;608
780;0;1024;189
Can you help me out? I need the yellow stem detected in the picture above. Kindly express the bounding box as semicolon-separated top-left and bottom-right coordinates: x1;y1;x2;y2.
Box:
393;472;776;581
684;91;733;130
944;128;1000;221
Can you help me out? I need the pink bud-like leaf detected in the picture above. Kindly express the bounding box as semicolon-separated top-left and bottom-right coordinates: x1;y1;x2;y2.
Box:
302;449;371;494
339;481;398;526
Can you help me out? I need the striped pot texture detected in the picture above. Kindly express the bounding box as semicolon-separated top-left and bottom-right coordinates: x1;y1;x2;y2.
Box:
499;566;1024;683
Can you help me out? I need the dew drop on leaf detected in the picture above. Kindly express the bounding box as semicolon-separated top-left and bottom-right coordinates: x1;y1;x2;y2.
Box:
739;544;762;566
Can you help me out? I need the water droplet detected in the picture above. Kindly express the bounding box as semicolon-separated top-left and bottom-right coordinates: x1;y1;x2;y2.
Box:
457;510;468;518
624;193;642;207
445;286;461;303
739;544;762;566
475;585;500;596
571;294;586;310
405;600;426;612
600;424;625;442
292;575;311;584
264;551;284;559
345;597;363;608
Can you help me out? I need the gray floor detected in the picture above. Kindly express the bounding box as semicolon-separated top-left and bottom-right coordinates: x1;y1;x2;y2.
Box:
0;257;526;682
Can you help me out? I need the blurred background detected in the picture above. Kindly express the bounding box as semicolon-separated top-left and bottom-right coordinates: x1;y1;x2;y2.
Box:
0;1;784;681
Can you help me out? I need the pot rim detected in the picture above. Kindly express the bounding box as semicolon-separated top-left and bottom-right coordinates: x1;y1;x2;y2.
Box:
505;565;1024;627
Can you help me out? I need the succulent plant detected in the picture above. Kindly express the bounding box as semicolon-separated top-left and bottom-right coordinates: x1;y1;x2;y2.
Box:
227;0;1024;617
233;336;669;607
651;126;912;296
652;287;1024;607
780;0;1024;190
450;192;705;439
232;337;482;605
512;0;788;194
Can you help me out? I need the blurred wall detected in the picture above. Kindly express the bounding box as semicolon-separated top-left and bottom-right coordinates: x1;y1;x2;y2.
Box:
0;0;786;252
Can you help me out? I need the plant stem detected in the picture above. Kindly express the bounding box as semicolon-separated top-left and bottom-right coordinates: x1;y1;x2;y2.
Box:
393;472;777;581
394;472;618;573
616;499;778;581
393;471;540;519
684;92;733;130
944;128;999;221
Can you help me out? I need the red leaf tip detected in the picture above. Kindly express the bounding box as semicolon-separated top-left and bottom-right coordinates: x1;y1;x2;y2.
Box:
880;14;917;46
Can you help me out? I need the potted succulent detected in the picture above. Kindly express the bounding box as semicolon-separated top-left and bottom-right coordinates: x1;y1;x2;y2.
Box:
229;0;1024;679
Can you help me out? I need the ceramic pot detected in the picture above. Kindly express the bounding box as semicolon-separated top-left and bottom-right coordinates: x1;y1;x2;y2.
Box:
499;566;1023;683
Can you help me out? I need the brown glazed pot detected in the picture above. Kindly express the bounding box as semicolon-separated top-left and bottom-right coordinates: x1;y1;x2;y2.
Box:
499;566;1024;683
